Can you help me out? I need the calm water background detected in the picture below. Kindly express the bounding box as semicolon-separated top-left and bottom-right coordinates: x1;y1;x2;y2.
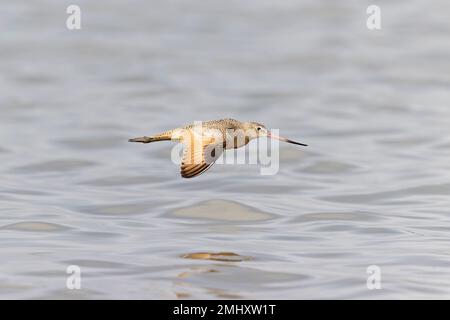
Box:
1;0;450;299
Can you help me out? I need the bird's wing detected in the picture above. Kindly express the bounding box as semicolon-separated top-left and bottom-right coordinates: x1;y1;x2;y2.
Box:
180;134;223;179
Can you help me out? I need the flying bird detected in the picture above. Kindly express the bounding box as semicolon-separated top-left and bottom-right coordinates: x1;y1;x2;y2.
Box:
129;118;307;178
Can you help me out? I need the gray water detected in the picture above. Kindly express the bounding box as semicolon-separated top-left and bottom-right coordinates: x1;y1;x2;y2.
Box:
1;0;450;299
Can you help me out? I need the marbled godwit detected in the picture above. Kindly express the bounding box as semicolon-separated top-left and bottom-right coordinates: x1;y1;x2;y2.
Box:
129;119;307;178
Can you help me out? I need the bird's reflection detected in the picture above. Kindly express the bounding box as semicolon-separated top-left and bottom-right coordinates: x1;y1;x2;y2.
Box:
173;251;252;299
182;251;252;262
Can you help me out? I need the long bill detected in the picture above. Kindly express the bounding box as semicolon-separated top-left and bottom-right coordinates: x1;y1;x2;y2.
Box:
268;132;308;146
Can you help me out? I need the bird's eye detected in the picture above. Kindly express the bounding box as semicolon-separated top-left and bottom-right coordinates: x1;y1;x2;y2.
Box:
257;127;261;131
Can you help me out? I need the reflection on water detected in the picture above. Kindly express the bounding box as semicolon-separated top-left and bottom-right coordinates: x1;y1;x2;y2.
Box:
0;222;71;232
170;200;275;222
1;0;450;299
174;263;308;299
182;252;252;262
174;266;242;299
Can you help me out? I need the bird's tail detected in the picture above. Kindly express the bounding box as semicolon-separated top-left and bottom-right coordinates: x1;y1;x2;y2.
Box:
128;131;172;143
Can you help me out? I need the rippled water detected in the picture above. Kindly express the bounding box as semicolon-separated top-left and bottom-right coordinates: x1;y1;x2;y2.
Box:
1;0;450;299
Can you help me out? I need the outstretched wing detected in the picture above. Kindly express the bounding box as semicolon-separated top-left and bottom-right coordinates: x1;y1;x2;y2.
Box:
180;135;223;178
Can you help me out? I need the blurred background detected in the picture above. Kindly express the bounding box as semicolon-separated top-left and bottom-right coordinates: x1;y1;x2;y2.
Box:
1;0;450;299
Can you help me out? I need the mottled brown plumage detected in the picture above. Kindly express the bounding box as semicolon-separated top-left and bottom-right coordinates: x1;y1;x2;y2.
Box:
129;118;307;178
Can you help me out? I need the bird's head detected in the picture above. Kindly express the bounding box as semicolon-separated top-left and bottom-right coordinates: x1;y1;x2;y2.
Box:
244;121;308;146
245;122;269;139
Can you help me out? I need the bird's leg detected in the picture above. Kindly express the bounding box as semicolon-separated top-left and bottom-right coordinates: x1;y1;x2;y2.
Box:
128;136;154;143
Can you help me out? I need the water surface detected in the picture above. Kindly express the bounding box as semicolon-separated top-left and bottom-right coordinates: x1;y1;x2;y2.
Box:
1;0;450;299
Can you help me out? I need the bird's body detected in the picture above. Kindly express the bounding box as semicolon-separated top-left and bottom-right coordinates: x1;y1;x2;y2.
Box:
129;118;306;178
